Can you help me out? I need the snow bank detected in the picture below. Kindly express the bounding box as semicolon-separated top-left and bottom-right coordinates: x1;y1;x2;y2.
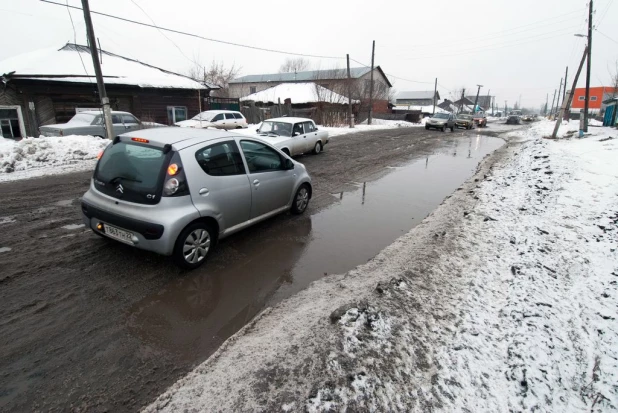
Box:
0;136;108;182
144;123;618;412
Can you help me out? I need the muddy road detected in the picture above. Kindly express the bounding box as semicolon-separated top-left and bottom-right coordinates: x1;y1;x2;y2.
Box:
0;124;516;412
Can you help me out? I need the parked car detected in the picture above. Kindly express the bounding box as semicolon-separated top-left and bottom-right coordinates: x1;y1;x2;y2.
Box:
455;114;475;129
473;112;487;127
506;115;521;125
175;110;248;130
255;117;329;156
81;127;312;269
40;110;143;137
425;113;455;132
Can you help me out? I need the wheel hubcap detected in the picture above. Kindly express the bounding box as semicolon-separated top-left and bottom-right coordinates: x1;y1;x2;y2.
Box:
315;143;321;153
296;188;309;211
183;229;211;264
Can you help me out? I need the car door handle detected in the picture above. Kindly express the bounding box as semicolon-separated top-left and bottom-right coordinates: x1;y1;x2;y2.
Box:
253;179;260;187
199;188;209;195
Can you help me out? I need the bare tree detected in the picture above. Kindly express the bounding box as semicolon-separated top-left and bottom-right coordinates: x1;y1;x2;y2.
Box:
279;57;310;73
187;60;241;98
611;61;618;97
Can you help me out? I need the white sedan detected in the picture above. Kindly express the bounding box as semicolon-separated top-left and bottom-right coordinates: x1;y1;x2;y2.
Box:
255;117;329;156
175;110;248;130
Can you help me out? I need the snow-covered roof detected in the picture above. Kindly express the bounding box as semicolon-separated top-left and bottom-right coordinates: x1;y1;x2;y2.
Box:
239;82;358;105
392;104;446;114
0;43;216;90
231;66;393;87
395;91;437;100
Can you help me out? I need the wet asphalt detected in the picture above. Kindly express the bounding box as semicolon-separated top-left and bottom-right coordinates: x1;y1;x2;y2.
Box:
0;124;518;412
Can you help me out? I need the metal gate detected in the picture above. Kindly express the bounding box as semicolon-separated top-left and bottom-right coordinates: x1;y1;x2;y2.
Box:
204;97;240;111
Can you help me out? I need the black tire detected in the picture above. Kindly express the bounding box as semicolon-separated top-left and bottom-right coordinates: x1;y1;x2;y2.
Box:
450;126;454;132
313;141;322;155
173;221;215;270
441;126;446;132
425;125;429;130
291;184;310;215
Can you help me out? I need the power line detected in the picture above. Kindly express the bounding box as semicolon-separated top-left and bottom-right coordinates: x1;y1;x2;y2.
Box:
41;0;343;60
349;58;434;85
596;0;615;28
65;0;92;84
596;29;618;45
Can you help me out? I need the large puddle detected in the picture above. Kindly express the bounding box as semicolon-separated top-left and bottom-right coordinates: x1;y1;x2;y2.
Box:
128;135;504;361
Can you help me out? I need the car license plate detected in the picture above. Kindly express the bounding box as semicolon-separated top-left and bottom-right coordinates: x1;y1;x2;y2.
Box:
104;224;134;244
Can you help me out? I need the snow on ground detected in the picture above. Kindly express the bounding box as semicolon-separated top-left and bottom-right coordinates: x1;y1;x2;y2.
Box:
236;119;423;139
0;135;108;182
145;121;618;412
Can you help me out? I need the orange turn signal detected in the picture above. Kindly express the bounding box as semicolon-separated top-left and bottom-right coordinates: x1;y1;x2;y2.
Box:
96;150;104;160
167;163;179;176
96;223;103;230
131;138;149;143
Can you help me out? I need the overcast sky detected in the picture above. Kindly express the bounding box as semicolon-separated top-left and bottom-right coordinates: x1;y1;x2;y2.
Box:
2;0;617;109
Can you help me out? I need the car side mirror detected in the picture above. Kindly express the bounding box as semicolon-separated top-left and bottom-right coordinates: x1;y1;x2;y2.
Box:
314;127;318;130
293;132;301;137
255;128;259;132
284;159;294;170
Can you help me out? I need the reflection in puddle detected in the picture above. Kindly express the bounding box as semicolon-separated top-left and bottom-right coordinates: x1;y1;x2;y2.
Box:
129;135;503;360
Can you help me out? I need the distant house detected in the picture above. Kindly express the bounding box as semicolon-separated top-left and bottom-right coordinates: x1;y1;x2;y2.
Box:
229;67;392;114
395;91;440;106
465;95;493;111
0;43;218;138
570;86;617;116
239;82;357;105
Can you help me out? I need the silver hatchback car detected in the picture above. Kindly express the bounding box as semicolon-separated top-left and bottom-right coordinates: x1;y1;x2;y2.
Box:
81;127;312;269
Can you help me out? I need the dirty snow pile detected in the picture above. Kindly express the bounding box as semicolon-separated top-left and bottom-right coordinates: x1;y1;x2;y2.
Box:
0;135;108;181
145;122;617;412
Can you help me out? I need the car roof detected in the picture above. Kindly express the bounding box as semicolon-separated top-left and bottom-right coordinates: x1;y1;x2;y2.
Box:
265;117;314;123
119;126;260;150
78;110;134;115
199;110;240;114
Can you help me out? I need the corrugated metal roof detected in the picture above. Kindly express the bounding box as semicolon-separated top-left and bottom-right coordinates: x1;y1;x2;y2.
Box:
230;67;371;84
395;91;437;100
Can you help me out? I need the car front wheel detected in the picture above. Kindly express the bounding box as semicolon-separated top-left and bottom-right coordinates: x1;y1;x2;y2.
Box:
313;141;322;154
291;184;310;215
173;222;214;269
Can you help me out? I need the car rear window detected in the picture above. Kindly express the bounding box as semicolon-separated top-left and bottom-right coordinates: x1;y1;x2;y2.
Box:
68;113;96;125
94;142;169;204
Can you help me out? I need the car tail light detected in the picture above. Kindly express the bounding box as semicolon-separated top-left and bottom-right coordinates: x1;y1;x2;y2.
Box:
131;138;149;143
96;150;104;160
162;152;189;197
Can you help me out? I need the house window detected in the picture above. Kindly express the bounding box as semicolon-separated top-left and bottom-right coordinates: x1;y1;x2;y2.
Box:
0;106;25;139
250;86;257;94
578;96;585;101
590;96;597;101
167;106;187;124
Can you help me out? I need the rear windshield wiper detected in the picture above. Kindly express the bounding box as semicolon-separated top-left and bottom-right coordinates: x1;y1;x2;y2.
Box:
108;176;142;184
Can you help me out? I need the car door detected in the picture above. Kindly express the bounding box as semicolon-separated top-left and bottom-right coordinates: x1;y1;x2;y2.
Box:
223;113;238;130
121;114;142;132
186;140;252;230
210;113;225;129
238;139;296;219
291;122;307;154
303;121;319;150
111;114;125;137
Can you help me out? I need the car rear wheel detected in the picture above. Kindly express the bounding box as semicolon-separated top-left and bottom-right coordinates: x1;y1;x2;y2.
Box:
313;141;322;154
291;184;310;215
173;222;215;269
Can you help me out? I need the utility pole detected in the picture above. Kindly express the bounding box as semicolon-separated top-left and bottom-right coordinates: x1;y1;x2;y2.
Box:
473;84;483;113
556;78;563;112
505;100;507;114
563;66;569;104
545;94;549;115
432;77;437;115
459;88;466;112
346;54;353;128
583;0;593;132
566;47;588;116
485;89;491;113
367;40;375;125
81;0;113;140
492;96;495;115
553;48;588;137
549;89;557;117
